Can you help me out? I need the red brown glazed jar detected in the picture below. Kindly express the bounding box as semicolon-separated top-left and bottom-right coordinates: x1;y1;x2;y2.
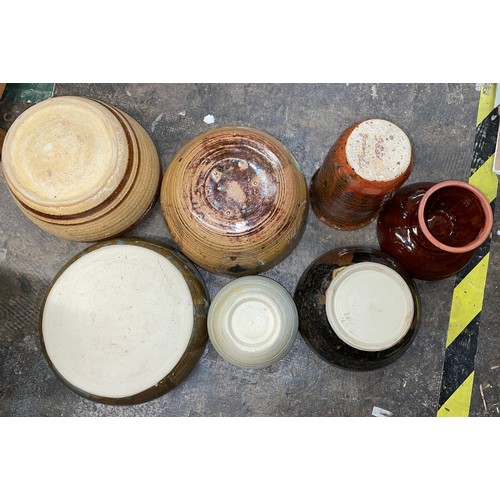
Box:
310;118;413;230
377;180;494;280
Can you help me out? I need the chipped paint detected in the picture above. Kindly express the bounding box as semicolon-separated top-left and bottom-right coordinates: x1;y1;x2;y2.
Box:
372;406;393;417
150;113;164;132
203;114;215;124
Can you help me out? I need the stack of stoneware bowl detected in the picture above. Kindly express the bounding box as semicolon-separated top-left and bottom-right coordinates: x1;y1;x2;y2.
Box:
1;96;160;241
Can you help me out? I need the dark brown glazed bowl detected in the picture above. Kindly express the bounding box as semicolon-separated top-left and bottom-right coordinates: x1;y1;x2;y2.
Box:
39;238;209;405
377;180;493;280
294;247;421;371
160;126;309;276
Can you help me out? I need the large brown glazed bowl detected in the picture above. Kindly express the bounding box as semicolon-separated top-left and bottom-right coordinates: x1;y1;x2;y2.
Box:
160;126;308;276
39;238;209;405
1;96;160;241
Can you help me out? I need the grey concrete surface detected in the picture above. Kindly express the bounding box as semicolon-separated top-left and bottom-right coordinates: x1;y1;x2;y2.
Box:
1;83;497;417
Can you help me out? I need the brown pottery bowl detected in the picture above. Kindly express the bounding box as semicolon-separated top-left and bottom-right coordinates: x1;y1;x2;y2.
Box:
294;247;421;370
160;126;308;276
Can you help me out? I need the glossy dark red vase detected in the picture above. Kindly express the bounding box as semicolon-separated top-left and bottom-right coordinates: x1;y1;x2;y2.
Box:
377;180;493;280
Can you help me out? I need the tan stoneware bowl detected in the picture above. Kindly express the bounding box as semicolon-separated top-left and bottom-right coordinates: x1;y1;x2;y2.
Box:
1;96;160;241
160;126;308;276
39;238;210;405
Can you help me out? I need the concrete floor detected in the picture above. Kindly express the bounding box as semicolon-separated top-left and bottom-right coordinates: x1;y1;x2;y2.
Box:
0;83;498;417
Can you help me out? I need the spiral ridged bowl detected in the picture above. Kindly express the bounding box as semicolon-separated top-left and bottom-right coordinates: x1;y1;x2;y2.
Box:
160;126;308;276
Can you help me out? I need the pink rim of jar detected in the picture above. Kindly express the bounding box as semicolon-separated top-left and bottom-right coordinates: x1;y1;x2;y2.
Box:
417;180;493;254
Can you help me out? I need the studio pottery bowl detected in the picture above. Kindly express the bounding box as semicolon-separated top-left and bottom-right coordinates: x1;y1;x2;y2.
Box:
40;238;209;405
208;276;298;369
2;96;160;241
294;247;421;370
160;126;308;276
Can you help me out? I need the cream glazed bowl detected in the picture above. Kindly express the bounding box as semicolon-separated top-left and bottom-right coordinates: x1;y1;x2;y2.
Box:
40;238;209;405
207;276;298;369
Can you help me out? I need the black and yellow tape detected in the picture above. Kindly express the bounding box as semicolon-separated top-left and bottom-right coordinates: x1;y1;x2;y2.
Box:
437;83;499;417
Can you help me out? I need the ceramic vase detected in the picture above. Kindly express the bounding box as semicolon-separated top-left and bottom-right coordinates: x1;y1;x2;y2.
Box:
310;118;413;230
377;180;493;280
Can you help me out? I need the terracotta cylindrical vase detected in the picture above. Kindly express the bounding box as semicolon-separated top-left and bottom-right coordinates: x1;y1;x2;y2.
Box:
160;126;308;276
294;247;421;371
310;118;413;230
377;180;494;280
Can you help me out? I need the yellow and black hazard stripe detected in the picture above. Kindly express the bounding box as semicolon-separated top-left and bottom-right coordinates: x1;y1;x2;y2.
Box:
437;84;499;417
